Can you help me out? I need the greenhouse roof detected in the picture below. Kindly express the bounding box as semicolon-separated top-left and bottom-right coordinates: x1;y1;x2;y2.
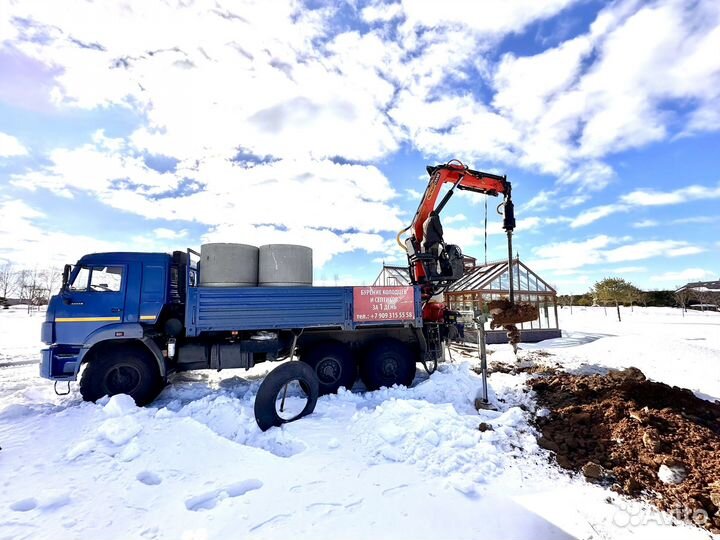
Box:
446;258;556;295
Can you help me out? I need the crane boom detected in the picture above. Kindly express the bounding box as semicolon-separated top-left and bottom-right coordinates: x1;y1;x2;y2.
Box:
398;160;516;295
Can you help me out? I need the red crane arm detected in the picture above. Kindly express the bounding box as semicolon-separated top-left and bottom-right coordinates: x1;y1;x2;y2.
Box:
408;160;509;246
396;160;514;288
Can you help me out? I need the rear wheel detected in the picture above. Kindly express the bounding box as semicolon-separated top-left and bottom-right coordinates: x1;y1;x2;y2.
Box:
80;345;162;406
360;339;416;391
301;342;357;395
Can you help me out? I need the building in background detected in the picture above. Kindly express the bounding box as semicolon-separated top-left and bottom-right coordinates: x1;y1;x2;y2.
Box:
675;279;720;311
374;257;561;343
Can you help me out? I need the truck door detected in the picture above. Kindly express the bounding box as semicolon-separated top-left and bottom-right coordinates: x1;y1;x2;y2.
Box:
54;265;127;345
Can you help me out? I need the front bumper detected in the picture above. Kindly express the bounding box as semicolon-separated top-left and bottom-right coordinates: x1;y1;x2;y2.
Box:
40;346;81;381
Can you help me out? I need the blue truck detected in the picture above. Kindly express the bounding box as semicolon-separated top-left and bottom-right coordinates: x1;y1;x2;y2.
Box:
40;161;520;428
40;249;451;429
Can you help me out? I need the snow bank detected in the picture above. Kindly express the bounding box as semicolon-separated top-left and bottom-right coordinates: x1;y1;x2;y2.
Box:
0;307;716;540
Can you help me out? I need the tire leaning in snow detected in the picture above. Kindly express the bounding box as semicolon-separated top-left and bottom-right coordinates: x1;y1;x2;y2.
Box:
79;345;163;406
254;361;320;432
360;338;416;391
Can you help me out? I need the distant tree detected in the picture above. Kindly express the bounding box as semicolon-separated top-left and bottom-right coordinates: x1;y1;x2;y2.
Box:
691;287;718;312
0;263;16;308
591;277;637;322
674;286;691;315
626;285;644;311
40;267;62;302
558;294;573;313
16;267;55;306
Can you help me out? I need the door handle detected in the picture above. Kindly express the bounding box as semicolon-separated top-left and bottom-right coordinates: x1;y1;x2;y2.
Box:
111;308;123;313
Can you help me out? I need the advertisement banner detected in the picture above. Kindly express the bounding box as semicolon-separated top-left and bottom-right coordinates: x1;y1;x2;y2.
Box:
353;286;416;322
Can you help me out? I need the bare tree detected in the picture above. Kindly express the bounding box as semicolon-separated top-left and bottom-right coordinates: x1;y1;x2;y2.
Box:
16;268;51;306
40;267;62;302
0;263;16;307
692;287;718;311
674;286;691;315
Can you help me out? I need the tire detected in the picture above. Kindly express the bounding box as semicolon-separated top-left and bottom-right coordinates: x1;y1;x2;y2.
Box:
360;339;416;391
254;362;320;432
301;342;357;395
80;345;162;406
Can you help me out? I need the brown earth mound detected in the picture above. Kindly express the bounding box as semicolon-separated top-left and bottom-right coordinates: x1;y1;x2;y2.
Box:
487;299;539;328
530;368;720;533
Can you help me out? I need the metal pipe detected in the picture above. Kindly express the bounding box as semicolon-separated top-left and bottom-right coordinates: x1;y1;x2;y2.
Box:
506;231;514;304
477;313;488;404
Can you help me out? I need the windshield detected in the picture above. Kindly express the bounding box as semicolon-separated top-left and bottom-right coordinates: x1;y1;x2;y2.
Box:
68;265;123;292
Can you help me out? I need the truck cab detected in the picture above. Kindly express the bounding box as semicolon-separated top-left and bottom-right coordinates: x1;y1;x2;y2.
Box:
41;252;178;386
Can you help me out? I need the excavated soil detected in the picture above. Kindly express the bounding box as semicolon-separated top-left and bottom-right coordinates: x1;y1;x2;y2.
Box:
530;368;720;533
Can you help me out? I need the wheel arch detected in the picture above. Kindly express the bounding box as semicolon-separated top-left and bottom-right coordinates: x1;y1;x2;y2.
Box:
78;337;166;380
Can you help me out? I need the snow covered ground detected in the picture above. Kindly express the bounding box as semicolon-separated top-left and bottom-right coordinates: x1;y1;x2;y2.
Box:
0;306;718;540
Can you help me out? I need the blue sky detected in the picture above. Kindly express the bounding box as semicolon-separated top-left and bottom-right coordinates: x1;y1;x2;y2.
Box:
0;0;719;293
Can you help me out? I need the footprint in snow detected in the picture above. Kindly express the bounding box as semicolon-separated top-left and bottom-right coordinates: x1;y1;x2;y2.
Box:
185;479;263;511
289;480;326;493
9;491;70;512
10;498;37;512
136;470;162;486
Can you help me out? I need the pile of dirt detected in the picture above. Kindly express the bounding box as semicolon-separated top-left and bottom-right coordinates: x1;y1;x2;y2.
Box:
489;354;560;376
487;299;539;328
530;368;720;533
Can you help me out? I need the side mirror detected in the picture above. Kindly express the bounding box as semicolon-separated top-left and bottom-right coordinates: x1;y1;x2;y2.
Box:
62;264;71;291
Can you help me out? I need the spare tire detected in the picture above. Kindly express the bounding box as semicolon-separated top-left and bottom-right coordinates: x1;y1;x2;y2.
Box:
254;362;320;432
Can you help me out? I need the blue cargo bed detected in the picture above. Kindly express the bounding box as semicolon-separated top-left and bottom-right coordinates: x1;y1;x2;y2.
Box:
184;286;422;336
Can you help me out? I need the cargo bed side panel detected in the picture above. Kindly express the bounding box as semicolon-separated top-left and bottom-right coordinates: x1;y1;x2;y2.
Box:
188;286;352;335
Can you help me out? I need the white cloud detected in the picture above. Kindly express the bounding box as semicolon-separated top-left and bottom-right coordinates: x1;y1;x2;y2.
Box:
570;204;628;228
153;228;188;240
529;235;705;271
444;216;541;248
0;198;177;267
400;0;579;36
10;137;406;267
521;190;553;212
672;215;720;224
404;0;720;191
613;266;646;273
650;268;715;283
405;188;422;200
621;183;720;206
633;219;659;228
5;1;402;163
0;132;28;157
4;0;720;273
5;0;720;183
443;214;467;224
604;240;705;262
361;3;402;23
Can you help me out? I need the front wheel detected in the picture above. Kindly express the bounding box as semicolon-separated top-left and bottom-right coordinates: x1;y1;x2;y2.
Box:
360;339;416;391
80;345;162;406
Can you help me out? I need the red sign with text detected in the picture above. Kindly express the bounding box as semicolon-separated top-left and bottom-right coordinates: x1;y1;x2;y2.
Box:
353;286;416;322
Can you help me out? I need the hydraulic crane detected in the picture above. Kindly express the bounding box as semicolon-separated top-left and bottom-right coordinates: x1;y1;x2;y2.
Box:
397;159;535;353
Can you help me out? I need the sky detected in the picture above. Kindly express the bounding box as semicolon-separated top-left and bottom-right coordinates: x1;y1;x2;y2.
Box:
0;0;719;294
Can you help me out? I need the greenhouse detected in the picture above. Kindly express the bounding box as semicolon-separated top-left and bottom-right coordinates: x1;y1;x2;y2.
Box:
445;257;561;344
